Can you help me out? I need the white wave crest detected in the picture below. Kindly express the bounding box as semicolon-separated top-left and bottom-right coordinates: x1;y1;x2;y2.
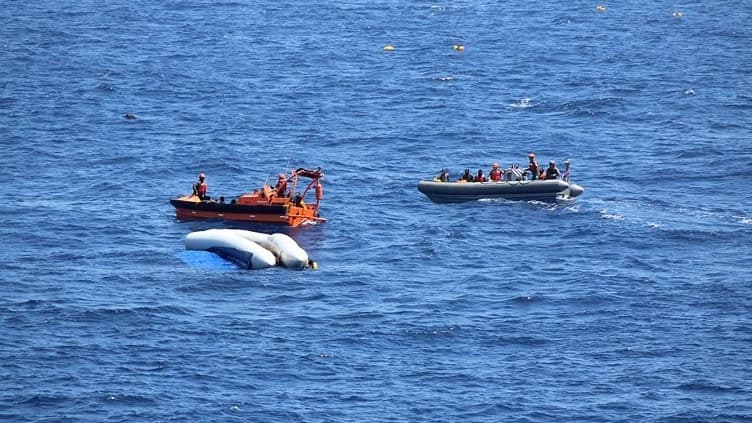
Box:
734;215;752;225
508;97;533;108
600;209;623;220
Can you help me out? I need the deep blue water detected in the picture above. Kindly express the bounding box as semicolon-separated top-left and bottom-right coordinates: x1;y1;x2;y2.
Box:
2;1;752;422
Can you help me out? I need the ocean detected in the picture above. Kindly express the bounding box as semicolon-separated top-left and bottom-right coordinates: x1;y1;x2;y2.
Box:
1;1;751;421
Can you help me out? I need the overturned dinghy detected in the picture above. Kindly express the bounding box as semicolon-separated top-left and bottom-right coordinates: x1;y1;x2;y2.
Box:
417;179;584;203
185;229;314;270
185;230;277;269
220;230;310;270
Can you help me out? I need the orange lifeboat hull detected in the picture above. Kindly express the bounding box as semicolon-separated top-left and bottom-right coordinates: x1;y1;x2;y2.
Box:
170;194;325;227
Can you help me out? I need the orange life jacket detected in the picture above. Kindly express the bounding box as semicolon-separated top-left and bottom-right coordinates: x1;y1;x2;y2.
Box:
197;182;207;195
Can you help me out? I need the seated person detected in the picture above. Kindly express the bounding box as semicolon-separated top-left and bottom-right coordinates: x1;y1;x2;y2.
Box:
438;168;449;182
459;168;473;182
293;192;305;207
260;185;274;199
474;169;486;182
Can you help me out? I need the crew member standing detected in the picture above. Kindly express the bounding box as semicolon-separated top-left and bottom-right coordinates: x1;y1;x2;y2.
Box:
489;162;502;181
275;173;288;197
192;172;209;200
526;153;539;180
562;160;571;182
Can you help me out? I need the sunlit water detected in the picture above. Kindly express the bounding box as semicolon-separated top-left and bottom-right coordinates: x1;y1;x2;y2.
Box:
1;2;751;422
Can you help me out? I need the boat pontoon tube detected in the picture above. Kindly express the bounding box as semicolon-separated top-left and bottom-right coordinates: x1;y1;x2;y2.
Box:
185;230;277;269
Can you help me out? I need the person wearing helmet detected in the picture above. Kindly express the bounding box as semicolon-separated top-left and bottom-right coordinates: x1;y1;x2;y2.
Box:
275;173;288;197
544;160;560;180
526;152;539;180
192;172;209;200
489;162;502;181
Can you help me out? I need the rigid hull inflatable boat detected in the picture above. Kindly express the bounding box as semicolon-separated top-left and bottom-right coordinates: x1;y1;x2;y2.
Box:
416;179;584;203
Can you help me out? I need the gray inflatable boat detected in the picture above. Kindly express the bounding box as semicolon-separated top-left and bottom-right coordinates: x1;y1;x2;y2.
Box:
417;179;584;203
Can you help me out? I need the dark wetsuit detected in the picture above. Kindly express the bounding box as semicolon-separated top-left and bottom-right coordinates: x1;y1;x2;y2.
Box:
545;166;560;180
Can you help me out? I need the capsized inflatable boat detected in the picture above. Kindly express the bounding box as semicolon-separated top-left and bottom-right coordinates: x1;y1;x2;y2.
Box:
185;229;314;270
417;179;584;203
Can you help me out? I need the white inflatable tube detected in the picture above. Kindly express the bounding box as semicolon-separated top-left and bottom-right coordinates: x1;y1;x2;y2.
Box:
216;229;309;270
221;229;280;258
269;233;309;270
185;230;276;269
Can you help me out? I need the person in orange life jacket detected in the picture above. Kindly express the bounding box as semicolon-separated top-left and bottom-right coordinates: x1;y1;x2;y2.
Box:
544;160;560;180
526;152;539;180
275;173;288;197
474;169;486;182
489;162;502;181
192;173;209;200
460;168;473;182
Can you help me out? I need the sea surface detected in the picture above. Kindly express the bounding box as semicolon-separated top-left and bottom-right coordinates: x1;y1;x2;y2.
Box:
2;1;751;422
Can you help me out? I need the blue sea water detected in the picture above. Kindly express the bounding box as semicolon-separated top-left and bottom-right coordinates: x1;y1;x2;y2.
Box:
2;1;751;421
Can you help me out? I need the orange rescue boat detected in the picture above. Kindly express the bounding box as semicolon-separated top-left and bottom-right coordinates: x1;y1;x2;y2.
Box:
170;167;326;227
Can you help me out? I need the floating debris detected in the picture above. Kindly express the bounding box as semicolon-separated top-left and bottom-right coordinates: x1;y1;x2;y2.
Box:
673;11;684;18
383;44;394;52
596;5;606;12
452;44;465;52
123;113;136;120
